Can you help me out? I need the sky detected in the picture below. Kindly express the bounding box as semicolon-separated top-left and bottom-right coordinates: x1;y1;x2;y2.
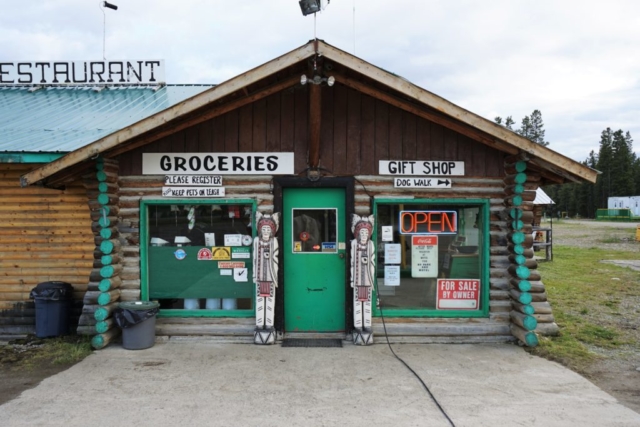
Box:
1;0;639;162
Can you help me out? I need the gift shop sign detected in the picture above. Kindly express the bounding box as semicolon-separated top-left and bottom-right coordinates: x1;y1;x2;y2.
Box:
379;161;464;176
411;235;438;278
143;153;294;175
437;279;480;310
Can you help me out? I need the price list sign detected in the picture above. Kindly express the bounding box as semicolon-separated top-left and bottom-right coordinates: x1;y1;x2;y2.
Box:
411;235;438;278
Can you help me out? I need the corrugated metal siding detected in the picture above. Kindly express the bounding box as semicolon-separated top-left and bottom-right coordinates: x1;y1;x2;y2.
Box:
0;85;213;153
0;164;93;333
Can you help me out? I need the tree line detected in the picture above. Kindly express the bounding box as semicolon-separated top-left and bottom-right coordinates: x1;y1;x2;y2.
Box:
495;111;639;218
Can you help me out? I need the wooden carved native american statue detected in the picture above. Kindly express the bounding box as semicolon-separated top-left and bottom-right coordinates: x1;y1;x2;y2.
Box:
350;214;375;345
253;212;280;345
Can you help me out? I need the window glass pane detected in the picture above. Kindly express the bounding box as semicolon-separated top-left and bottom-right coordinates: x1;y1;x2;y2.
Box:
376;203;483;311
292;209;337;253
146;203;254;310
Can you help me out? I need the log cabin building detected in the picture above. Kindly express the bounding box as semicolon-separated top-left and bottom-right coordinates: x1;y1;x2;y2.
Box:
3;40;597;348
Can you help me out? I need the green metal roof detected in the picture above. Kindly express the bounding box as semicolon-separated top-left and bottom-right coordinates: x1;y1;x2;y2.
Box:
0;84;213;158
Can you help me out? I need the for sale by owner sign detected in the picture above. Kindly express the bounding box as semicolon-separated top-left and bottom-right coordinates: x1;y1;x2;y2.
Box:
436;279;480;310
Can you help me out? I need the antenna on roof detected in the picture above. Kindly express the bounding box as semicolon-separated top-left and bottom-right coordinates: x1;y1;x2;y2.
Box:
99;2;118;60
299;0;330;39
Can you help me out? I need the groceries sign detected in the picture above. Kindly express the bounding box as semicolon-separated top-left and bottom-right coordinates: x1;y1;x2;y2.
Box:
143;153;294;175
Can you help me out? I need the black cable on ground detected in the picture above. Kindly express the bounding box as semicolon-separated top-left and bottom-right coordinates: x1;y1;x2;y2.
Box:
376;284;456;427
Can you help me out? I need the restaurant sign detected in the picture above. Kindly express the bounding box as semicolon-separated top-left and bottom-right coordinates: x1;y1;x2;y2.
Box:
0;60;164;85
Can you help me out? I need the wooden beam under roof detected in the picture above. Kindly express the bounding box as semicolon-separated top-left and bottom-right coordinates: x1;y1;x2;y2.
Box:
21;42;316;187
318;41;598;184
104;75;301;159
332;71;519;156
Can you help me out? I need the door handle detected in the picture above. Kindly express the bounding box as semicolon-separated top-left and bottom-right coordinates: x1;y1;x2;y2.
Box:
339;253;345;259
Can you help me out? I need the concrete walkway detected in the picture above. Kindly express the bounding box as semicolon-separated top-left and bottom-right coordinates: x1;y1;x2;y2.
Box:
1;341;638;426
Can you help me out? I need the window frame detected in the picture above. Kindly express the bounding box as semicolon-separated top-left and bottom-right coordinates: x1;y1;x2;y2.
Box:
140;198;257;318
372;198;490;318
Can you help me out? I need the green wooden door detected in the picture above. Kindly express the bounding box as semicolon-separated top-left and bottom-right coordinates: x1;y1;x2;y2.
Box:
283;188;346;332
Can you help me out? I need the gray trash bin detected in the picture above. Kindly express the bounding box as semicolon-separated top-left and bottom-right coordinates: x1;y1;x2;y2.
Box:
114;301;160;350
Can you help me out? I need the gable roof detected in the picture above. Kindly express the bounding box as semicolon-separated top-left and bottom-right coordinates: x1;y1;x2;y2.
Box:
0;84;212;155
20;40;598;187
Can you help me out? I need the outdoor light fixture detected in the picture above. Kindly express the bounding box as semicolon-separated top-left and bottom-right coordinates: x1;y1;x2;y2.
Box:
300;74;335;86
299;0;321;16
103;1;118;10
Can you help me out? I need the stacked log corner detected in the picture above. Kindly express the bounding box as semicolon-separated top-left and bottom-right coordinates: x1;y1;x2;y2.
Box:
78;158;122;349
504;156;558;347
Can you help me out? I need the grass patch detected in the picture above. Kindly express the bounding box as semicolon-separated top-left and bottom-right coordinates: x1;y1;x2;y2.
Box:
530;244;640;371
1;335;93;371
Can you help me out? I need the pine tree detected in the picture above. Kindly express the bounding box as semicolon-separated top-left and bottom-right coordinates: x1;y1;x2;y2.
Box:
494;116;515;130
610;129;634;196
497;110;549;146
595;128;614;207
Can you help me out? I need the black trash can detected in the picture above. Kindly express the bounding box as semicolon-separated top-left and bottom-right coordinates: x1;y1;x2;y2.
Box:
114;301;160;350
29;281;74;338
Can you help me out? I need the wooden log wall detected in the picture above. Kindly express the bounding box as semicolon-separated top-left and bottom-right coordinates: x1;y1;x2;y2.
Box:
0;164;93;335
354;175;515;343
79;158;122;348
503;157;558;347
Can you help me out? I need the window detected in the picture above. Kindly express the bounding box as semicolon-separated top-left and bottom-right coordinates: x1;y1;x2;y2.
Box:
291;208;338;253
373;199;489;317
141;199;256;316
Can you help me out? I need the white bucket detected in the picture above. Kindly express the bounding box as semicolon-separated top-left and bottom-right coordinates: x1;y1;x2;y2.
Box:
222;298;237;310
183;299;200;310
205;298;221;309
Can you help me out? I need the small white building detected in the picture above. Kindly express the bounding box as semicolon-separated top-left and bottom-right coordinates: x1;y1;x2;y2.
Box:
607;197;631;210
630;196;640;217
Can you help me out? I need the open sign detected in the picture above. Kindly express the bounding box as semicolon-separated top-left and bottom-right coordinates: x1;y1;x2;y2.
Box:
399;211;457;234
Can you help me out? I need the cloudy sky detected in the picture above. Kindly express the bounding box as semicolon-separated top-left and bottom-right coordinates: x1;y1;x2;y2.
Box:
1;0;638;161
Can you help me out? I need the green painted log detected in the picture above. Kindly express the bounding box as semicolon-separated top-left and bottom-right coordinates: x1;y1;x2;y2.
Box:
513;172;527;184
100;228;113;239
511;231;525;244
511;310;538;331
514;161;527;173
509;289;533;305
99;264;122;279
91;328;120;350
95;319;115;334
97;289;120;305
510;278;532;292
515;265;531;279
511;244;525;255
97;193;118;205
514;254;526;265
510;324;538;347
98;216;111;228
100;239;120;254
98;182;109;192
512;302;535;315
98;276;122;292
509;208;522;220
100;265;115;279
97;205;111;216
509;195;523;206
94;303;118;321
96;170;107;182
511;219;524;230
101;254;114;266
